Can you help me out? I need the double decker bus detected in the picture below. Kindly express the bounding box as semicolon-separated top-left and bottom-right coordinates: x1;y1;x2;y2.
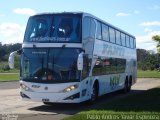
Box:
9;12;137;104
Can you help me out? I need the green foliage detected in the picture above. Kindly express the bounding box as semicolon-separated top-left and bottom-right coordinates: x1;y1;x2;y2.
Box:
0;43;21;62
0;62;10;71
137;49;160;70
0;43;21;71
152;35;160;42
152;35;160;53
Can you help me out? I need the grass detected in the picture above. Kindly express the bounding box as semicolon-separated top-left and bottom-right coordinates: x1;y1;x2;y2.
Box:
137;70;160;78
0;73;19;81
0;69;20;73
65;86;160;120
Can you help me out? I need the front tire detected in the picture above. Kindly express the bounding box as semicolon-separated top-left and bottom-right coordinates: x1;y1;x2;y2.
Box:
90;83;98;104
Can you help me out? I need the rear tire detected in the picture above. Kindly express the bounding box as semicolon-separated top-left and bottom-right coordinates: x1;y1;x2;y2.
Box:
123;79;128;93
127;78;132;92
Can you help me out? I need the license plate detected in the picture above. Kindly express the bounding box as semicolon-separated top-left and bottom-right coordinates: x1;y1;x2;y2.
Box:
42;98;50;102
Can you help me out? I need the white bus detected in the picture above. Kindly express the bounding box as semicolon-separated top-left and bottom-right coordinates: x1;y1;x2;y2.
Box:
9;12;137;104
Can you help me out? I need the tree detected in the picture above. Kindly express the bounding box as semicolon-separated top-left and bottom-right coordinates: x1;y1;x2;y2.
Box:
137;49;160;70
152;35;160;53
0;43;21;71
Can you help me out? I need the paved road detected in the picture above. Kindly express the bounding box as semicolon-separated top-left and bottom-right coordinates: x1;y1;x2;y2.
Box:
0;78;160;120
0;81;19;89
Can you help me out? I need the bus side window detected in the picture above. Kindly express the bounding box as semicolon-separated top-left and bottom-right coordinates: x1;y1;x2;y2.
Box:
102;24;109;41
90;19;96;39
134;38;136;48
82;17;96;56
92;58;102;75
130;37;134;48
126;35;130;48
117;58;126;73
96;22;102;39
109;27;116;43
83;17;96;40
83;17;90;40
116;30;121;45
110;58;117;73
121;33;126;46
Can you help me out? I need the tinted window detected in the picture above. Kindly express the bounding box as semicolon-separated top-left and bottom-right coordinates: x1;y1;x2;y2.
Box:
102;24;109;41
90;19;96;39
96;22;102;39
92;57;126;76
21;48;81;83
134;38;136;48
130;37;134;48
24;15;81;43
25;16;51;40
126;35;130;47
121;33;126;46
83;17;90;40
109;27;116;43
110;58;117;74
83;17;95;40
117;58;126;73
82;17;96;56
116;30;121;45
92;58;106;75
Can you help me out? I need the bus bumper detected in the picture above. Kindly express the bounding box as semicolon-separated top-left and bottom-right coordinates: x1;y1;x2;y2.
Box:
20;91;81;103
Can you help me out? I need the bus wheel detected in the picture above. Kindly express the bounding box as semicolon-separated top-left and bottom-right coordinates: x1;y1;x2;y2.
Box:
90;83;98;103
43;102;53;106
127;77;132;92
123;79;128;93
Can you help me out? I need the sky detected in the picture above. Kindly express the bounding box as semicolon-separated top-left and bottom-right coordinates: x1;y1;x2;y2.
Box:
0;0;160;52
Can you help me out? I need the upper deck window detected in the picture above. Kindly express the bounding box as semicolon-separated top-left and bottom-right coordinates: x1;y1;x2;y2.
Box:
109;27;116;43
102;24;109;41
121;33;126;46
126;35;130;47
24;14;81;43
116;30;121;45
96;22;102;39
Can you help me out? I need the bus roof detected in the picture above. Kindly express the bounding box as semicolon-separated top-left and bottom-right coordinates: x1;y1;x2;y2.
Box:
83;12;135;38
31;12;135;38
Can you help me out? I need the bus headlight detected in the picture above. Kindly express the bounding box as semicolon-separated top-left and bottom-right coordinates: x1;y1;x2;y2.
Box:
20;83;33;92
61;84;79;93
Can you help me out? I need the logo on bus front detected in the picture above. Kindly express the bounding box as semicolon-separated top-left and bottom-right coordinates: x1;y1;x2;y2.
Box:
44;86;48;90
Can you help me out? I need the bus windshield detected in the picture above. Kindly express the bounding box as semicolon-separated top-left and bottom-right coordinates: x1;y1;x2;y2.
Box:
24;14;81;43
21;48;81;83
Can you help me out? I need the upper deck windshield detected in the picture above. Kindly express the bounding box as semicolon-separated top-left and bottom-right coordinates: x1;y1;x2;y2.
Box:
24;14;81;43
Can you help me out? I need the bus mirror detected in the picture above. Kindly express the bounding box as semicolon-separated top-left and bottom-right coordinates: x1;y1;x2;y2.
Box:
77;52;84;70
8;51;17;69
